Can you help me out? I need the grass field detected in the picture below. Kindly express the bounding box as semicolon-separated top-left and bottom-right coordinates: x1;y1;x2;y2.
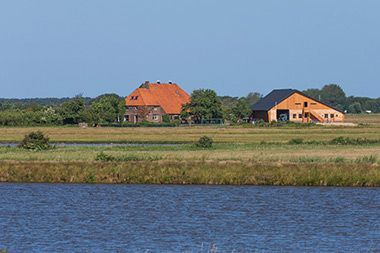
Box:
0;114;378;144
0;114;379;186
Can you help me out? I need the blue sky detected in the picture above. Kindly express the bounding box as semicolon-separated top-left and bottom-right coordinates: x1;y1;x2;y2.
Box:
0;0;379;98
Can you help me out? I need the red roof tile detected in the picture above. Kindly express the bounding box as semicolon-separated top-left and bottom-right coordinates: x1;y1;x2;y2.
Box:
125;82;190;114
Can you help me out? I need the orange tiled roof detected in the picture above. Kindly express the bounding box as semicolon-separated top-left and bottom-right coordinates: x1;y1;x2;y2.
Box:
125;82;190;114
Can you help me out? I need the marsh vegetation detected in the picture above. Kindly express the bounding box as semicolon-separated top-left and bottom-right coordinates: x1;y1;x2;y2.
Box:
0;114;379;186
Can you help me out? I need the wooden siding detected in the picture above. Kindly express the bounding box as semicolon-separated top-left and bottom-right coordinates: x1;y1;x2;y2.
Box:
267;93;344;123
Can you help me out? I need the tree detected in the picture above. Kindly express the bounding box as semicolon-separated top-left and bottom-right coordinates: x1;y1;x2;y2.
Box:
303;88;322;100
320;84;346;107
245;92;261;105
231;98;251;122
59;96;85;124
89;94;124;124
181;89;223;123
348;102;363;114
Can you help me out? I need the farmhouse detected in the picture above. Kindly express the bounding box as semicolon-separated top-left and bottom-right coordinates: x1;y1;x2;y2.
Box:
251;89;344;123
124;81;190;123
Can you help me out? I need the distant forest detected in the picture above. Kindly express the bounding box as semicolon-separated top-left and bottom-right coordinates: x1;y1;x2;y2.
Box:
0;84;378;126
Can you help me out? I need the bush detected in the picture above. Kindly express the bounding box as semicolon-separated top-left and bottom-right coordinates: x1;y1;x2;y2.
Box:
95;152;116;161
288;138;304;145
329;136;378;145
19;131;51;150
162;114;171;123
196;136;213;148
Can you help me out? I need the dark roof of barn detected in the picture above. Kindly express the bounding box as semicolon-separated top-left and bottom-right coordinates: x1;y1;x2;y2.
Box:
251;89;297;111
251;89;344;113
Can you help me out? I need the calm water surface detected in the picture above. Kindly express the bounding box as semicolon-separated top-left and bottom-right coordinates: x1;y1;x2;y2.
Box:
0;184;379;252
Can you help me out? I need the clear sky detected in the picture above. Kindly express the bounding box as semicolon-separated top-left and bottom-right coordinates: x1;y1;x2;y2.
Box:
0;0;379;98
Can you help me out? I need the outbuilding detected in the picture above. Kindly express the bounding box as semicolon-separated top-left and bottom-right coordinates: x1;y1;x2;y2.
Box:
251;89;344;123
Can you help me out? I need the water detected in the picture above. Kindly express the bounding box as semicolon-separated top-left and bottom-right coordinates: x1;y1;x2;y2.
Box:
0;184;379;252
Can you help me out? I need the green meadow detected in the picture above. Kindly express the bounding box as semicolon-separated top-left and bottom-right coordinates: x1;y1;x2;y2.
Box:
0;114;379;186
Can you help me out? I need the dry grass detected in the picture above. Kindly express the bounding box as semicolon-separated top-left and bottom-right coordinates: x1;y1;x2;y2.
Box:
0;160;379;186
0;123;379;144
346;113;380;125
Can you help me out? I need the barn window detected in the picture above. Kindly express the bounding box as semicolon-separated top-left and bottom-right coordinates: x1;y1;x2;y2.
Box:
330;114;334;118
299;114;302;118
293;114;297;119
295;103;301;105
324;114;328;118
304;102;308;108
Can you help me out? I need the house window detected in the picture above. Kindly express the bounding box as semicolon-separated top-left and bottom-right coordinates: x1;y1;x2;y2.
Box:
304;102;308;108
324;114;329;118
153;107;158;111
299;114;302;118
152;115;159;120
293;114;297;119
330;114;334;118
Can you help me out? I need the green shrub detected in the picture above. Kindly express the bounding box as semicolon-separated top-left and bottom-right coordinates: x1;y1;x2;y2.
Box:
19;131;51;151
329;136;377;145
288;138;304;145
95;152;116;161
162;114;171;123
195;136;213;148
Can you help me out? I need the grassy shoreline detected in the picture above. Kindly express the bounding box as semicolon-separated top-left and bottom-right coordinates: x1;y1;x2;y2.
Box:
0;114;379;186
1;160;379;186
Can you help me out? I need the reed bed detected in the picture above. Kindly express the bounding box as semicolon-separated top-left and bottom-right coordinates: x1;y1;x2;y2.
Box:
0;160;379;186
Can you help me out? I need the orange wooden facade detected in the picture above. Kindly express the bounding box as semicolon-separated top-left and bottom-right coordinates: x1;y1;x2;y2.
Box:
267;93;344;123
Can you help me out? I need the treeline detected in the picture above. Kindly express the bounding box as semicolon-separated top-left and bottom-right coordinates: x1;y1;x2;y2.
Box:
0;94;125;126
303;84;380;113
0;84;378;126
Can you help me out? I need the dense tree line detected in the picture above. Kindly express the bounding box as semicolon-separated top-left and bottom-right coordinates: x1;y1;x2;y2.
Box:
0;84;378;126
303;84;380;113
0;94;125;126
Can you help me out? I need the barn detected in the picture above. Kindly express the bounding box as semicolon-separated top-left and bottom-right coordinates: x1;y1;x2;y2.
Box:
251;89;344;123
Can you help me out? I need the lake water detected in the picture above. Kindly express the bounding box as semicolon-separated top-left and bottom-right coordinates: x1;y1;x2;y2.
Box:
0;184;379;252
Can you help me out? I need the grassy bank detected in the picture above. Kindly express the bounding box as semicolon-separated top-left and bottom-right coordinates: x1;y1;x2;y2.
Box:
0;116;379;186
1;160;379;186
0;141;379;186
